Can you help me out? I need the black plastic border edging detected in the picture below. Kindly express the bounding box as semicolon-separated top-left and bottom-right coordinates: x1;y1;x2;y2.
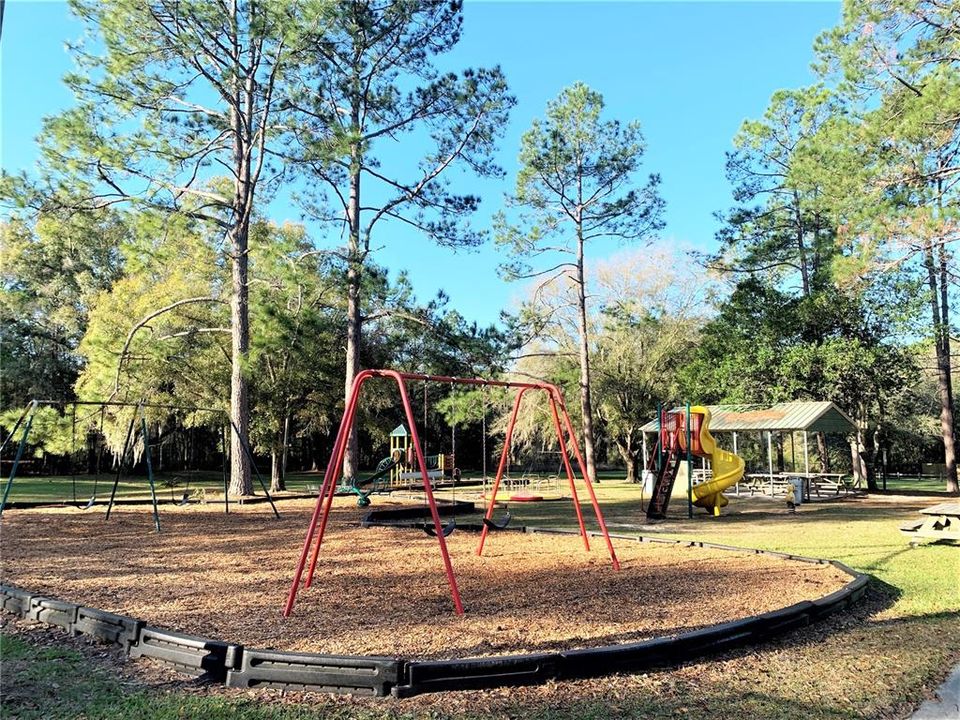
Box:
0;533;870;699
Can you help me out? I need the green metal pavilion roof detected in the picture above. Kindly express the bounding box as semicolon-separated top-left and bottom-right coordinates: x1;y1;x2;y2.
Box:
640;401;856;434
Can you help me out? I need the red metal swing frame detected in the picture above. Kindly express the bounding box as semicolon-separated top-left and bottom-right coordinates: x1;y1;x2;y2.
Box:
283;369;620;617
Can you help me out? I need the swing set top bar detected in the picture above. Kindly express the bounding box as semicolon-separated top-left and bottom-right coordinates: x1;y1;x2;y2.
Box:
31;399;226;414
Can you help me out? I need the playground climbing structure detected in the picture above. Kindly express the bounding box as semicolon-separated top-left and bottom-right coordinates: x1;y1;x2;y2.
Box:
646;406;745;519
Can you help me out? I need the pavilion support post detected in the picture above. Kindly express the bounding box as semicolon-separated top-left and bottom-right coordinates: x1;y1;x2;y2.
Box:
641;431;648;475
803;431;809;474
767;430;774;496
733;431;740;496
789;432;796;472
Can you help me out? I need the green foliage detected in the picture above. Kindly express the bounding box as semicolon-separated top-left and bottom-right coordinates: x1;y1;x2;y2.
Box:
496;82;664;281
0;211;125;406
246;221;344;454
0;406;74;458
292;0;514;251
75;212;226;409
709;86;841;296
682;276;918;412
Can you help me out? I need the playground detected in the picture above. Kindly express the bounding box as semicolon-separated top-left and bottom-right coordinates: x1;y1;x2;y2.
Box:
1;485;958;718
2;378;958;713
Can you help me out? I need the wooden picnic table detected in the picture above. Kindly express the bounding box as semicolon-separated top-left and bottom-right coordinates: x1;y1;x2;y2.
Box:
900;502;960;544
738;472;859;501
741;473;801;499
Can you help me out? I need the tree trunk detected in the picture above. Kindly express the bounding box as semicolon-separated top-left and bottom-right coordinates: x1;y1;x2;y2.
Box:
270;420;288;493
226;0;252;497
849;433;866;486
342;106;363;481
270;450;282;492
937;242;959;494
574;223;598;484
615;437;638;483
228;223;253;496
816;431;830;473
794;192;810;297
868;424;883;492
280;412;291;487
924;238;959;494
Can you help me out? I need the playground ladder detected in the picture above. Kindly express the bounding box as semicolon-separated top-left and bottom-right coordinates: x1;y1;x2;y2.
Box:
646;449;682;520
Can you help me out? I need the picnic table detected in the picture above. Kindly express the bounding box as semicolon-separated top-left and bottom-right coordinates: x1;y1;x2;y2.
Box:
900;503;960;544
737;472;860;501
741;473;795;497
799;472;858;497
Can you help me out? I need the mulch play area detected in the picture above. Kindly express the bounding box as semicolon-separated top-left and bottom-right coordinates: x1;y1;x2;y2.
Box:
0;499;849;660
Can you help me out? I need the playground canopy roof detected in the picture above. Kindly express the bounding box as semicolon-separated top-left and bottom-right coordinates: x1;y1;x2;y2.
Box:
640;401;856;435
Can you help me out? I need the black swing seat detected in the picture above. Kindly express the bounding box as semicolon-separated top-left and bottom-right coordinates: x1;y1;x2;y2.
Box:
423;518;456;537
82;497;96;510
482;511;512;531
177;492;191;506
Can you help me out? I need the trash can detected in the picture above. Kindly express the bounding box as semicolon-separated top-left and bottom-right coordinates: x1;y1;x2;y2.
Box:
789;477;804;505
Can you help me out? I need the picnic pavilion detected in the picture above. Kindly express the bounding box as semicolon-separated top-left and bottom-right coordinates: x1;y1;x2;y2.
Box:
639;401;858;497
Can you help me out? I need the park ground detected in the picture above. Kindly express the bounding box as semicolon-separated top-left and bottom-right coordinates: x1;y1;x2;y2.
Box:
1;480;958;720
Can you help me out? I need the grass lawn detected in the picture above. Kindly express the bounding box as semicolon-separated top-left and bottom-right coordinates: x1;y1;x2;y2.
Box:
0;470;327;505
2;482;958;719
878;476;953;494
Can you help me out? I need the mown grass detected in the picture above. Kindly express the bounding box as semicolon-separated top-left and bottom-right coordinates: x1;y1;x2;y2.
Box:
0;470;321;504
2;482;958;719
878;475;952;494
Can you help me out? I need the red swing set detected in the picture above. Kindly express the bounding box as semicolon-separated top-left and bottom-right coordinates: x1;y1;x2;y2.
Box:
283;369;620;617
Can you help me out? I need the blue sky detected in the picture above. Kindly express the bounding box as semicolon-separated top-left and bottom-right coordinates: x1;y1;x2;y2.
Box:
1;1;841;327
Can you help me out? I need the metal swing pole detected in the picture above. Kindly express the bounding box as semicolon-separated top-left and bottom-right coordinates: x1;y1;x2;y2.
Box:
227;417;280;519
0;400;39;516
70;405;78;506
287;369;625;617
303;373;370;589
139;406;162;533
286;371;364;612
553;392;621;571
221;425;230;515
105;407;139;521
396;375;464;614
547;395;589;549
299;371;464;615
0;402;33;459
477;387;528;556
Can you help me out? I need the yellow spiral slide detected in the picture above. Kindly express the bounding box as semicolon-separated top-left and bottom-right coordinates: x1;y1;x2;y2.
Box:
687;405;745;516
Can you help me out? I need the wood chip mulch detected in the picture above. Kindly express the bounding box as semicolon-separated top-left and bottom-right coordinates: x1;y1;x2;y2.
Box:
0;499;849;660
